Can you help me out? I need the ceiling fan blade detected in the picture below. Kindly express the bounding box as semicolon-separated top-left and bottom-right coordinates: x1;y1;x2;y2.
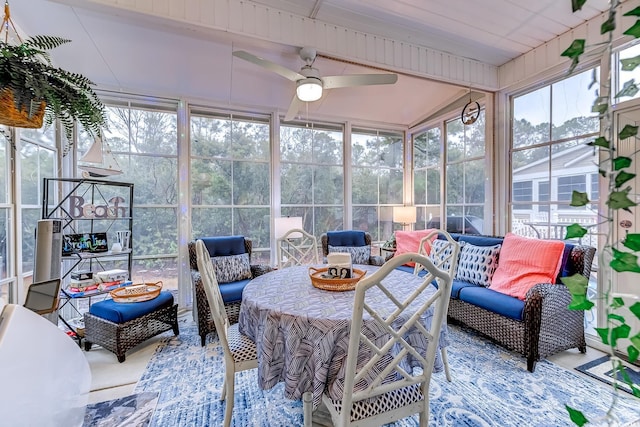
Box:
284;95;303;121
322;73;398;89
233;50;305;82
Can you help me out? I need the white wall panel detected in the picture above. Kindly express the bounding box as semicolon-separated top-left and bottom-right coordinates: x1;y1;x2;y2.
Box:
500;4;638;91
77;0;499;90
136;0;153;13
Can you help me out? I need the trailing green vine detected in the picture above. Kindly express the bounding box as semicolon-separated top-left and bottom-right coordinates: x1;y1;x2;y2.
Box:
560;0;640;424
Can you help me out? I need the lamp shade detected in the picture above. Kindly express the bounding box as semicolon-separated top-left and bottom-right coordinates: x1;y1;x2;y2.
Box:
393;206;416;224
274;216;303;239
296;78;323;102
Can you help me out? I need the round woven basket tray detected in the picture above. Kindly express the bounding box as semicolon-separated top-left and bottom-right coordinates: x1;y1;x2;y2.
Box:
308;267;366;292
110;281;163;303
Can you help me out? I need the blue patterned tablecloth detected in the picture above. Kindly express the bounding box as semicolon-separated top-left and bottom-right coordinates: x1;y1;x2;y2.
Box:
238;264;448;410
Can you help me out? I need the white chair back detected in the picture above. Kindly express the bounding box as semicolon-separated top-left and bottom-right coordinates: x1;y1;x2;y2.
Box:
276;228;320;268
414;229;461;279
195;239;231;353
328;252;453;426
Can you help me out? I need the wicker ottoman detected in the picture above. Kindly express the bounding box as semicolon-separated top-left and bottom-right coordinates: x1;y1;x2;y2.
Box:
83;291;179;362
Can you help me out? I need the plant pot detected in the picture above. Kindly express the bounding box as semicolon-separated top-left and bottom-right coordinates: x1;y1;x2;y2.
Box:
0;88;45;128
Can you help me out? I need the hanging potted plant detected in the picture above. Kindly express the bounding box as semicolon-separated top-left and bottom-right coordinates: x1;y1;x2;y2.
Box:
0;3;106;153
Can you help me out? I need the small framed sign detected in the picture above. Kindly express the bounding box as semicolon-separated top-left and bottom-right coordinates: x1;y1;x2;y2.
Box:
62;232;108;256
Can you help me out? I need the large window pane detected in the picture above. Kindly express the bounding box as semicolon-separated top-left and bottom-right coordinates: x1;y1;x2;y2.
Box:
281;123;343;238
352;128;403;240
192;111;272;258
513;86;551;147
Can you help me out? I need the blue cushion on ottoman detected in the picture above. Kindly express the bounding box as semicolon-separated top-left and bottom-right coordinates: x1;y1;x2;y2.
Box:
89;291;174;324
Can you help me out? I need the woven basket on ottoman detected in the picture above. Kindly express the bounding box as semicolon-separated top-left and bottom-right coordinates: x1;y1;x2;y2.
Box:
83;291;179;362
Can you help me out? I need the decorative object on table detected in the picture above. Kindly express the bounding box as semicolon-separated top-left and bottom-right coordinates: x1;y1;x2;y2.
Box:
110;281;163;303
0;1;106;154
326;252;352;278
308;266;366;292
116;230;131;250
78;136;123;178
62;232;108;256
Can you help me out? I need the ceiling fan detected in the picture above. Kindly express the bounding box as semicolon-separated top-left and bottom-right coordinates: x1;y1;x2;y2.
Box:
233;47;398;121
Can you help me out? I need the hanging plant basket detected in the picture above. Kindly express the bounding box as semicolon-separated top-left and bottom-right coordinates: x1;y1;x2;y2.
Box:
0;88;45;128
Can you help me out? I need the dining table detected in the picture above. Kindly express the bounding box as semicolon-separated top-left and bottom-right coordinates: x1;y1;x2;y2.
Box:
238;263;449;411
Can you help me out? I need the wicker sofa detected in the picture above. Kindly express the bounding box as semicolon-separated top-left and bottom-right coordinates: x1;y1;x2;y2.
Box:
393;232;596;372
188;236;272;346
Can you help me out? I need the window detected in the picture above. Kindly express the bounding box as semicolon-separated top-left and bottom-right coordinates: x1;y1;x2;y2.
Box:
20;128;56;275
590;173;599;204
512;181;533;210
80;97;180;289
557;175;586;202
511;68;599;236
192;110;271;263
351;128;403;242
279;122;343;241
445;110;486;234
414;127;441;230
538;181;550;213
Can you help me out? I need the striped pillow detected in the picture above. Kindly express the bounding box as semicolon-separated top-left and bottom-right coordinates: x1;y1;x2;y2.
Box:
489;233;565;300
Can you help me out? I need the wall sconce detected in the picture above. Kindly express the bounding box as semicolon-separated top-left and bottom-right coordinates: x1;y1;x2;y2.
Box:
393;206;416;229
274;216;303;239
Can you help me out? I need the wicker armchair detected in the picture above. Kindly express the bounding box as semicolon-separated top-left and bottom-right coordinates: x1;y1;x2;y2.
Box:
320;230;385;266
188;236;272;346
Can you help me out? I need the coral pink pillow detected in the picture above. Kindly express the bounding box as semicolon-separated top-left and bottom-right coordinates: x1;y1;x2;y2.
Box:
489;233;565;300
395;229;437;266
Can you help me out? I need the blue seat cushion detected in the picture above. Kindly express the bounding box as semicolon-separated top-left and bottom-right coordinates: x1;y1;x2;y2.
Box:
458;286;525;320
451;279;479;299
219;278;251;303
394;265;415;275
558;242;576;279
327;231;367;247
89;291;174;324
200;236;246;257
454;234;504;247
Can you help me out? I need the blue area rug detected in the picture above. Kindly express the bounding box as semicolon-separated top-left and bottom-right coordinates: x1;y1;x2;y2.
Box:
84;392;158;427
136;320;640;426
576;356;640;396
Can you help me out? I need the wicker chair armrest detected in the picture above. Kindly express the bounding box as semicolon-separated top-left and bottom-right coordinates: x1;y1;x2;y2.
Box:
369;255;385;266
251;264;273;278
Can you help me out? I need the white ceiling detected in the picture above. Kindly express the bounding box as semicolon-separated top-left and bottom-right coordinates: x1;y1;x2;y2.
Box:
10;0;612;127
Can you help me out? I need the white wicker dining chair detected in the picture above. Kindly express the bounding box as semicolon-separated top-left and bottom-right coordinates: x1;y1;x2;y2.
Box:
304;252;453;427
276;228;320;268
414;230;460;382
195;239;258;427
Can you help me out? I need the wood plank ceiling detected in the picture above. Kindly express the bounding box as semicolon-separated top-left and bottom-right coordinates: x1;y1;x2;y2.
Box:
10;0;612;127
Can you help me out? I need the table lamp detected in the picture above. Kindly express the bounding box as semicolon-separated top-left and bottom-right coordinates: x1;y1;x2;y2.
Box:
274;216;304;239
393;206;416;230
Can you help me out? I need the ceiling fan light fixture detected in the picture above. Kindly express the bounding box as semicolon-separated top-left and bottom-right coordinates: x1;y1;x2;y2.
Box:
296;78;323;102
